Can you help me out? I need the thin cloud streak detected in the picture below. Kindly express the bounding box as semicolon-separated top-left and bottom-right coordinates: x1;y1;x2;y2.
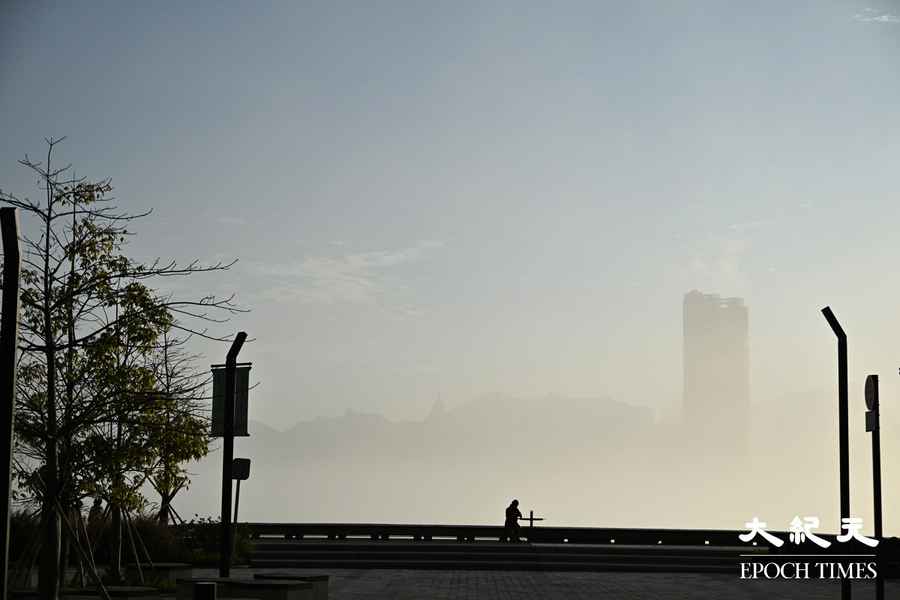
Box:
853;8;900;23
249;240;444;308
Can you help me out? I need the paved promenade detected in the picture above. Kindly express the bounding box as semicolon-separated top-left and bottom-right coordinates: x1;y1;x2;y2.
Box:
191;567;897;599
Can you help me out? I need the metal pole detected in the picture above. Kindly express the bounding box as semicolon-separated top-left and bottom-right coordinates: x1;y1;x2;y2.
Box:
874;418;884;600
219;332;246;578
233;480;241;525
0;208;21;600
865;374;883;600
866;376;883;540
231;480;241;560
822;306;850;600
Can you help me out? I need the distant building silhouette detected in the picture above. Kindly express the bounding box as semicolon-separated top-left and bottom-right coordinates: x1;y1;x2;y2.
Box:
682;290;749;457
426;396;447;422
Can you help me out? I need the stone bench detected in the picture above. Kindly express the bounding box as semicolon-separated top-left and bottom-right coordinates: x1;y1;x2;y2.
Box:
253;574;329;600
128;562;193;584
176;577;312;600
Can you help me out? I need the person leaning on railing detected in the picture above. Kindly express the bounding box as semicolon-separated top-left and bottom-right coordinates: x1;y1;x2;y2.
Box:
504;499;523;543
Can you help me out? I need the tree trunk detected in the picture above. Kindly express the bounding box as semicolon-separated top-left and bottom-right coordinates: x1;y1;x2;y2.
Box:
157;493;171;526
39;155;62;599
110;505;123;583
39;364;60;599
38;493;60;599
77;542;86;588
59;510;71;586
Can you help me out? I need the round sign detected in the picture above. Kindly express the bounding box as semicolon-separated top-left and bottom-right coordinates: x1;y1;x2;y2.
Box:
865;374;878;411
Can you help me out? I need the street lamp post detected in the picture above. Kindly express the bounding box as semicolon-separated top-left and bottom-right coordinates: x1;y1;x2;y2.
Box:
821;306;851;600
219;332;247;578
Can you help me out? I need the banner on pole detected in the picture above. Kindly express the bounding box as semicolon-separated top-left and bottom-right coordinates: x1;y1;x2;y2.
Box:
211;365;251;437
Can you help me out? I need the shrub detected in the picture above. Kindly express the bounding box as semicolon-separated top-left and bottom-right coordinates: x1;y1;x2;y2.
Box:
175;515;252;564
8;509;39;563
10;508;252;579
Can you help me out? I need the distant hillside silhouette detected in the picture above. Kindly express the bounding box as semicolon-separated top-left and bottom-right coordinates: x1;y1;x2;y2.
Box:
234;394;654;465
173;389;872;532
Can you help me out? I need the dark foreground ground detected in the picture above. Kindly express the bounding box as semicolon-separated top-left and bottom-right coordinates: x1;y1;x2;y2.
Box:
28;567;898;599
189;567;896;599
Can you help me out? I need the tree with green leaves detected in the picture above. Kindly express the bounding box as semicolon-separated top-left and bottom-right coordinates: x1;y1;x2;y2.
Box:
79;328;212;582
1;137;245;599
145;332;210;527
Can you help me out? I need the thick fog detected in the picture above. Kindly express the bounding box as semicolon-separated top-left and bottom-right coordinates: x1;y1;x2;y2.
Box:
3;2;900;537
174;374;900;536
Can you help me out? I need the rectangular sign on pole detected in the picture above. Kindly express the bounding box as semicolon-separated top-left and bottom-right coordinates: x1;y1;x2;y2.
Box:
211;365;251;437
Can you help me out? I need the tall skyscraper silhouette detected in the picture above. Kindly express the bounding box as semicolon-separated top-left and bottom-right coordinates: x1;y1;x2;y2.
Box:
682;290;749;457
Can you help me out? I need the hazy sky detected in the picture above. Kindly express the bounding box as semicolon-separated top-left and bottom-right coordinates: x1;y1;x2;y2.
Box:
2;0;900;432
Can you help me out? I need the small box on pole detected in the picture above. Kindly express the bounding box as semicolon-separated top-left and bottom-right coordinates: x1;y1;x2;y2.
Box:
866;411;879;433
232;458;251;481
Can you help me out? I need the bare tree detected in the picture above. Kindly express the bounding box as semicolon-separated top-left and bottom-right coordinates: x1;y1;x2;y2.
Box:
1;137;247;599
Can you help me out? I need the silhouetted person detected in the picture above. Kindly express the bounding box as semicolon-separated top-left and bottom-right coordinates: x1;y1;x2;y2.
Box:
504;499;522;542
